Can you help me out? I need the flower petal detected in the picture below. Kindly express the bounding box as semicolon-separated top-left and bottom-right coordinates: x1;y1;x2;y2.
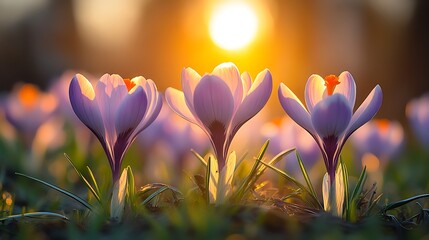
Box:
69;74;104;139
230;69;272;135
278;83;316;135
212;62;243;109
344;85;382;140
311;94;352;138
181;67;201;109
334;71;356;110
165;87;198;125
115;86;147;138
135;79;162;133
305;74;326;113
193;75;234;129
241;72;252;96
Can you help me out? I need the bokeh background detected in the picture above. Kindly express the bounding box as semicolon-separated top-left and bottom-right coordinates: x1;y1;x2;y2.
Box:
0;0;428;122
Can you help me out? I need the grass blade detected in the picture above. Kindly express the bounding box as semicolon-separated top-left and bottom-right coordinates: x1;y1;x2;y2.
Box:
382;193;429;213
340;158;350;218
64;153;100;203
0;212;69;222
191;149;207;167
296;151;320;208
350;166;367;203
205;157;212;204
15;172;93;211
86;166;101;198
141;186;169;206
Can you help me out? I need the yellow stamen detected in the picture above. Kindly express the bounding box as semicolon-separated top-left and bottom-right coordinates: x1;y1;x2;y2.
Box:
18;84;39;109
324;75;340;96
124;78;136;92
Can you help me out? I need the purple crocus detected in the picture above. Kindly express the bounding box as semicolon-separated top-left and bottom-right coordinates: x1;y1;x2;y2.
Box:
406;94;429;149
165;62;272;171
278;71;382;184
69;73;162;183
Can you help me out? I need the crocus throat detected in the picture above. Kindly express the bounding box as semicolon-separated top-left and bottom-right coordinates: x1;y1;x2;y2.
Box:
324;75;340;96
124;79;136;92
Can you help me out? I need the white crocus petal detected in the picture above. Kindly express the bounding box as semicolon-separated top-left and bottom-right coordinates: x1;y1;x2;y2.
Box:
136;80;163;133
305;74;326;113
115;87;147;137
193;75;234;129
334;71;356;110
208;154;219;204
345;85;383;140
69;75;104;139
212;62;243;109
230;69;272;135
311;94;352;138
278;83;316;136
181;67;201;109
217;151;236;203
335;164;345;217
322;172;330;212
241;72;252;96
110;168;128;220
165;88;199;125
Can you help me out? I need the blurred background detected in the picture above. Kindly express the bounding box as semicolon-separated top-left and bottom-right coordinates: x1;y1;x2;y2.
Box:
0;0;428;122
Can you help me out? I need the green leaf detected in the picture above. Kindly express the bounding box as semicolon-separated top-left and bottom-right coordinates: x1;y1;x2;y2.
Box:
126;166;135;204
382;193;429;213
350;166;367;203
0;212;68;222
141;186;169;206
296;151;321;208
340;158;350;218
86;166;101;199
64;153;100;203
191;149;207;167
15;172;93;211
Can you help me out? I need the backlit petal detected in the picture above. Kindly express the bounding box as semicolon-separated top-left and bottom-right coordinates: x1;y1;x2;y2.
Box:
305;74;326;113
212;62;243;109
278;83;315;135
334;71;356;110
182;67;201;109
311;94;352;138
230;69;272;135
344;85;382;140
165;87;198;125
69;74;104;138
241;72;252;96
193;75;234;128
115;86;147;137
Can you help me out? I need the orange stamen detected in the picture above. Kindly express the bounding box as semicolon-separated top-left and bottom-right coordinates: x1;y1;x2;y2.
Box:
124;78;136;92
324;75;340;96
18;84;39;109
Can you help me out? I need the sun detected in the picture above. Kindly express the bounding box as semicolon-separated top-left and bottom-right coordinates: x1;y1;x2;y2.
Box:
209;2;259;51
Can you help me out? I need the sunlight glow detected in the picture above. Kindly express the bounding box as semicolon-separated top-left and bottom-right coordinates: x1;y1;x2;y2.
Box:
209;2;258;51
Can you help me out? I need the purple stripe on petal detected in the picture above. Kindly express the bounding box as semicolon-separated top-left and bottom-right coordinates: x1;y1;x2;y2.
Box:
193;75;234;129
344;85;383;140
311;94;352;139
305;74;326;113
278;83;316;135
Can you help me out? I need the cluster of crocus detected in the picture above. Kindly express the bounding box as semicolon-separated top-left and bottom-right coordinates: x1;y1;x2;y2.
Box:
165;62;272;203
351;119;404;162
69;73;162;184
406;94;429;149
278;71;382;216
260;116;320;173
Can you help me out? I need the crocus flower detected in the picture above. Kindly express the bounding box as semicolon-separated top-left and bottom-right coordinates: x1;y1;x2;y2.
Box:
278;72;382;215
165;62;272;171
69;73;162;183
261;116;320;172
406;94;429;149
278;71;382;182
4;83;58;145
351;119;404;161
